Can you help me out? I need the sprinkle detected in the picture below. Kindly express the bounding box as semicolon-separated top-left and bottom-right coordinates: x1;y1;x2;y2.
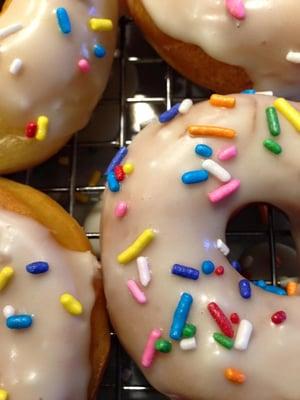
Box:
195;144;213;158
179;99;193;114
286;51;300;64
201;260;215;275
234;319;253;351
78;59;91;73
107;172;120;192
117;229;155;264
287;281;298;296
56;8;72;35
94;44;106;58
274;98;300;132
105;147;128;175
242;89;256;94
183;323;197;338
0;23;23;39
25;122;37;138
230;313;240;324
207;302;234;338
263;139;282;155
239;279;252;299
215;266;225;276
3;305;15;319
266;107;281;136
159;103;180;123
202;159;231;183
210;94;236;108
271;310;287;325
0;389;8;400
127;280;147;304
155;339;172;353
36;116;49;141
180;337;197;351
114;165;125;181
225;0;246;20
26;261;49;274
231;260;241;272
170;293;193;341
208;179;240;203
89;18;113;32
137;257;151;287
217;145;238;161
7;314;32;330
213;332;234;349
181;170;209;185
123;163;134;174
142;328;161;368
257;91;274;96
0;266;14;291
60;293;83;316
115;201;128;218
216;239;230;256
254;280;287;296
9;58;23;75
172;264;200;280
188;125;236;139
225;368;246;384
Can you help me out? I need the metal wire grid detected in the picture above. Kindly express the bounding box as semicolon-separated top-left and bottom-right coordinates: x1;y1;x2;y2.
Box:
7;16;297;400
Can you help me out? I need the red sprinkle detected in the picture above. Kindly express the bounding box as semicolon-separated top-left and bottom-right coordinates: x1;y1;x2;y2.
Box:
215;266;224;276
208;302;234;338
25;122;37;138
230;313;240;324
271;310;287;325
114;165;125;181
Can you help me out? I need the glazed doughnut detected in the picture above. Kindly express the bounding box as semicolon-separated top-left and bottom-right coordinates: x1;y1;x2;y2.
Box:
0;0;117;174
127;0;300;98
0;178;110;399
101;93;300;400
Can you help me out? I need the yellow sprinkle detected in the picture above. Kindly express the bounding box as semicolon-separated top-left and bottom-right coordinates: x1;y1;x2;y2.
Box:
287;281;298;296
60;293;83;316
36;115;49;141
0;266;14;292
274;98;300;132
89;18;113;32
117;229;155;264
0;389;8;400
123;163;134;175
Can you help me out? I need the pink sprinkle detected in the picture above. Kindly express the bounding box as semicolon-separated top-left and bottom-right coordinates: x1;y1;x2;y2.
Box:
127;280;147;304
225;0;246;20
142;328;161;368
208;179;240;203
78;58;91;73
218;145;238;161
115;201;128;218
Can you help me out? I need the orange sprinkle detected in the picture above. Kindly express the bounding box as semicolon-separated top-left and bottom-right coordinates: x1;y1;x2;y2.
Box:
287;281;298;296
210;94;236;108
225;367;246;384
188;125;236;139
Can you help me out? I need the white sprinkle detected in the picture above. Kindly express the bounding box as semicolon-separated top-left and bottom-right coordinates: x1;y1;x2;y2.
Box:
0;23;23;39
180;337;197;351
3;305;15;319
9;58;23;75
179;99;193;114
256;91;273;96
216;239;230;256
202;159;231;183
137;256;151;287
234;319;253;351
286;51;300;64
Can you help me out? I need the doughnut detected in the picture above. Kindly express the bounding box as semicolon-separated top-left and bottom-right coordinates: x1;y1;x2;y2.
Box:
127;0;300;98
0;0;117;174
101;93;300;400
0;178;110;399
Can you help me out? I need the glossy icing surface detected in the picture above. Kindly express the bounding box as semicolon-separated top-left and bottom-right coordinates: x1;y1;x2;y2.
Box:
0;209;98;399
102;94;300;400
141;0;300;99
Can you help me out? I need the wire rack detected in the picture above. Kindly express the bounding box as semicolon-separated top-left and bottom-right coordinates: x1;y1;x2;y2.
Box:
7;16;299;400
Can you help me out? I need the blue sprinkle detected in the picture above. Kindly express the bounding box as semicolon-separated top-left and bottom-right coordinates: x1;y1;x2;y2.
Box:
254;280;287;296
239;279;252;299
172;264;199;280
105;147;128;176
195;144;213;158
26;261;49;275
94;44;106;58
170;292;193;341
7;315;33;330
201;260;215;275
181;170;209;185
242;89;256;94
107;172;120;192
159;103;180;123
231;260;241;272
56;8;72;35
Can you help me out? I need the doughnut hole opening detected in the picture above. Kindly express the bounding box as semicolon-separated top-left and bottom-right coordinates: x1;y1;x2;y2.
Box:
0;0;9;12
225;203;299;292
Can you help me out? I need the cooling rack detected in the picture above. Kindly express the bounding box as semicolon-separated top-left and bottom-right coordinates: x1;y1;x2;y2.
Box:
8;16;298;400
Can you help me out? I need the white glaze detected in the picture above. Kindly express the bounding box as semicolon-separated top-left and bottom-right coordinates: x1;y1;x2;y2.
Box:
141;0;300;98
102;94;300;400
0;209;98;399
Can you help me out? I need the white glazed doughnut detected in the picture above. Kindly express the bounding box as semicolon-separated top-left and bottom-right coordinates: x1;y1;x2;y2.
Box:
101;93;300;400
0;0;117;173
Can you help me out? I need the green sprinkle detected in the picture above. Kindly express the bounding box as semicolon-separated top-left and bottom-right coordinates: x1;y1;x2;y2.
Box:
266;106;281;136
183;323;197;338
155;339;172;353
263;139;282;155
213;332;234;349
